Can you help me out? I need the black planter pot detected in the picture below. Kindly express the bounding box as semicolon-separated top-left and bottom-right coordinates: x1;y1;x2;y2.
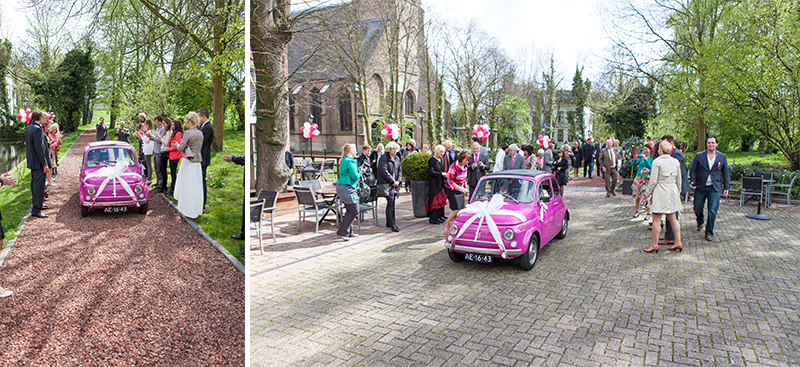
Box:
410;180;429;218
622;179;634;195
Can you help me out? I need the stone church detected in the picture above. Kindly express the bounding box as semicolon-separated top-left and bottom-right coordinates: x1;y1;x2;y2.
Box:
285;0;434;154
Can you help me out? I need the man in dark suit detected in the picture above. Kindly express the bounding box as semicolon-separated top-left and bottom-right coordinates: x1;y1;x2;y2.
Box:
581;137;595;178
25;110;52;218
96;117;108;141
357;145;371;169
503;144;525;170
198;108;214;210
467;142;489;200
659;135;689;245
443;140;459;170
690;136;730;241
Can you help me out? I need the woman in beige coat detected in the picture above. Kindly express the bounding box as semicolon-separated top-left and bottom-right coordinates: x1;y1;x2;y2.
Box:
643;141;683;253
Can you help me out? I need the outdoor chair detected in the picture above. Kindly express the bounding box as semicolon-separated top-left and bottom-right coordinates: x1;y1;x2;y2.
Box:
249;200;266;254
256;190;279;244
740;176;764;207
321;159;336;181
759;172;774;206
768;175;797;210
726;180;742;203
297;179;331;205
294;186;337;233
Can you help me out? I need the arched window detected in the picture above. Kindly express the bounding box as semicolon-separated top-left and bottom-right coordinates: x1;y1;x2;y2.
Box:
310;87;322;130
289;96;295;131
404;90;415;116
339;90;352;131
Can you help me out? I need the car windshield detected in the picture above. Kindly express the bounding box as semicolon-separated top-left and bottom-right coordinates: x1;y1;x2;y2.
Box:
85;147;136;167
472;177;536;203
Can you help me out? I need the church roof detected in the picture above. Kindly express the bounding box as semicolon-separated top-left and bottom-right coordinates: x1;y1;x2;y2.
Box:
288;5;387;83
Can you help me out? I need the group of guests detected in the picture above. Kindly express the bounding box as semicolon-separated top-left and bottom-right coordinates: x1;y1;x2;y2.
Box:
96;109;215;219
24;110;60;219
492;142;573;192
631;135;730;253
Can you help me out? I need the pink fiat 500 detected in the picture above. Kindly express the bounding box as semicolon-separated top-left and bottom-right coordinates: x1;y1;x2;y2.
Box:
444;170;569;270
80;141;149;217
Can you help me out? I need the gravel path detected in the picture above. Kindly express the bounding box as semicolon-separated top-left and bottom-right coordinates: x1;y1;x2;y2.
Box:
0;129;244;366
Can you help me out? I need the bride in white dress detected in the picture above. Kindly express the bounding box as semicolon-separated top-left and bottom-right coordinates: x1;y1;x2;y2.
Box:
173;112;205;218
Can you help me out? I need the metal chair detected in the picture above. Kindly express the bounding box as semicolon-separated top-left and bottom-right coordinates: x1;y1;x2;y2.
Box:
740;176;764;207
320;159;336;181
768;175;797;209
760;172;774;206
293;186;336;233
256;190;279;244
249;200;265;254
726;180;742;203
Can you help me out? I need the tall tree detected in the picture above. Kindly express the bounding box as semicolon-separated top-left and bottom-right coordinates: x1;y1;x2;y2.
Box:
569;66;591;141
251;0;292;191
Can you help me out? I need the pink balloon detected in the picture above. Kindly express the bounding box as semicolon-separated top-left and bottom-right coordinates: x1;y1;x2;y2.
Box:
26;109;31;113
17;114;23;119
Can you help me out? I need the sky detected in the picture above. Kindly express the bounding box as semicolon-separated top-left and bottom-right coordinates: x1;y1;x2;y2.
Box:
422;0;615;84
1;0;27;44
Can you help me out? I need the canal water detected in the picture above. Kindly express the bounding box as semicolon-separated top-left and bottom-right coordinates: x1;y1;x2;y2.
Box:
0;139;26;173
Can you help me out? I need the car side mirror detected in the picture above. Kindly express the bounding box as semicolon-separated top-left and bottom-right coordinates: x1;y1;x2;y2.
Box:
541;195;551;203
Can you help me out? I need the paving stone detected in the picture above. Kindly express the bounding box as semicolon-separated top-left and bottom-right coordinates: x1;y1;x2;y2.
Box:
251;192;800;366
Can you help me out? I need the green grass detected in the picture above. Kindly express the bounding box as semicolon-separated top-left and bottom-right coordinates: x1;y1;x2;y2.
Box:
1;126;85;249
162;127;246;265
684;150;790;168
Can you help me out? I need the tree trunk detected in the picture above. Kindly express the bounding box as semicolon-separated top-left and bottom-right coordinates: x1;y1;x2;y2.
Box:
212;0;226;151
252;0;292;192
696;112;705;153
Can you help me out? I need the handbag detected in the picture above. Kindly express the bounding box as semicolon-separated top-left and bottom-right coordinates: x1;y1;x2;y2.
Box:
376;183;392;198
452;191;465;209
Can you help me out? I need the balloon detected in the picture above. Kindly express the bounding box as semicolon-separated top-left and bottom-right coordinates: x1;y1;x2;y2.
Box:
17;114;22;120
26;109;31;113
381;129;388;136
477;131;484;138
311;123;318;130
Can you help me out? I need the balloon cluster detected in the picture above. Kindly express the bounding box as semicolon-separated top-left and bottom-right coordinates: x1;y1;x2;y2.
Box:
17;109;32;124
537;135;551;148
381;123;400;140
300;122;319;139
48;112;55;120
472;124;490;141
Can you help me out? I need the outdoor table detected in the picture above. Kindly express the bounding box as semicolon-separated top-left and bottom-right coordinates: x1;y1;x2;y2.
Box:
316;185;340;224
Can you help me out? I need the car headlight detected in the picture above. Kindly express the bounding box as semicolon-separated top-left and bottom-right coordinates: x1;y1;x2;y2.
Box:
134;184;143;194
503;229;515;241
448;224;458;235
87;187;96;196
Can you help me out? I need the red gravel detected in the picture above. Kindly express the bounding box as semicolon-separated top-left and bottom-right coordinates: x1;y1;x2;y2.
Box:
0;130;244;366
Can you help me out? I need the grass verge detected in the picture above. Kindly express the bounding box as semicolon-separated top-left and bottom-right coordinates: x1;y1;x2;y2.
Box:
1;126;85;248
161;127;246;265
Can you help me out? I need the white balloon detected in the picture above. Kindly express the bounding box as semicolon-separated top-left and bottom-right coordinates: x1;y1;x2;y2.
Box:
477;131;484;138
303;131;310;138
381;129;388;136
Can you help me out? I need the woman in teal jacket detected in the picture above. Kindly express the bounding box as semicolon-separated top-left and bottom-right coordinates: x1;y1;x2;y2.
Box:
631;144;654;220
336;144;365;240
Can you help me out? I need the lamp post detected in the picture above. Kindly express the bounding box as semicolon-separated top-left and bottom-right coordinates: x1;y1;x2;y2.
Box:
307;114;314;160
417;107;426;147
22;97;28;109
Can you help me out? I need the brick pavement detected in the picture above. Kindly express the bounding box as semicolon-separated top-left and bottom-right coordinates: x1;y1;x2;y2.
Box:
251;191;800;366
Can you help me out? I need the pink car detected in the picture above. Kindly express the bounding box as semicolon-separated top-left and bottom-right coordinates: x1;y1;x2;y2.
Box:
444;170;569;270
80;141;149;217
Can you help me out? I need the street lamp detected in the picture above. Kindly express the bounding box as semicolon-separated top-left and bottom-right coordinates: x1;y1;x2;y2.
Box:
21;97;28;109
417;107;426;147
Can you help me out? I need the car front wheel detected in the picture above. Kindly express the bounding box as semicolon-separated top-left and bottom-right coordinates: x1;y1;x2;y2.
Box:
138;202;149;214
448;249;465;262
80;206;89;217
520;233;539;271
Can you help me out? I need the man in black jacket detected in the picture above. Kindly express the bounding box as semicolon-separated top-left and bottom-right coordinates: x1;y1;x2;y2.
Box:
467;142;489;200
25;110;52;218
580;137;595;178
378;142;401;232
96;117;108;141
198;108;215;210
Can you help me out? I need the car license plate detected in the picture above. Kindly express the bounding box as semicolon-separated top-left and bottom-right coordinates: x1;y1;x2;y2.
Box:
465;253;492;263
104;206;128;213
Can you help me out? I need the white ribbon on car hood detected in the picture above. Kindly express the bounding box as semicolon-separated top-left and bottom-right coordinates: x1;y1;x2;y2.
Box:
454;194;527;259
83;161;139;205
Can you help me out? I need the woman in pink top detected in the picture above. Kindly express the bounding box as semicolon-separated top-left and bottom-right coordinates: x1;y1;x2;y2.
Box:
444;151;470;228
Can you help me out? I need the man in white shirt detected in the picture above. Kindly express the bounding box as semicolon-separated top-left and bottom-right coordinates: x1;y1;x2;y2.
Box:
493;143;508;173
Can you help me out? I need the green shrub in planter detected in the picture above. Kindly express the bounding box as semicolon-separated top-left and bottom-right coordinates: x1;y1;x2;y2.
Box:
401;152;432;181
